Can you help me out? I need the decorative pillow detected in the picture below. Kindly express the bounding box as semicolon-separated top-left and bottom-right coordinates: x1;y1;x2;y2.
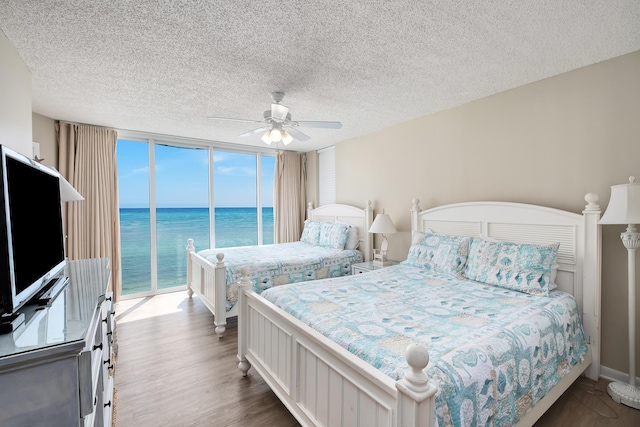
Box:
336;221;360;250
300;220;322;245
549;263;559;290
402;231;472;276
318;222;350;250
479;235;560;291
463;238;559;296
409;229;433;245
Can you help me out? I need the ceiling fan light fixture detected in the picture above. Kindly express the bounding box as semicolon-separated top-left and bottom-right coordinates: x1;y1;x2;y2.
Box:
261;130;272;145
282;131;293;145
271;103;289;122
270;126;282;142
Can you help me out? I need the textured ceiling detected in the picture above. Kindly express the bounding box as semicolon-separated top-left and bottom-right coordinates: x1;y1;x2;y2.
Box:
1;1;639;152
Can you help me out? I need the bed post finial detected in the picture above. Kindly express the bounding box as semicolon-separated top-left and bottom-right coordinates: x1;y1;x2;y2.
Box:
307;201;313;220
410;199;421;234
396;343;437;427
584;193;600;212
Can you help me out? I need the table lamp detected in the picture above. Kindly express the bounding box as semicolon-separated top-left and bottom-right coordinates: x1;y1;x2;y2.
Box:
599;176;640;409
369;209;397;266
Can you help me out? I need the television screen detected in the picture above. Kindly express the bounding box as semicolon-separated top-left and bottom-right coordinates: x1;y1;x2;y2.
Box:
0;146;66;315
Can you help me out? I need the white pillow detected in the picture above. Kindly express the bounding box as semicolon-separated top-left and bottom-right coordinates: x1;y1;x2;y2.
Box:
336;221;359;250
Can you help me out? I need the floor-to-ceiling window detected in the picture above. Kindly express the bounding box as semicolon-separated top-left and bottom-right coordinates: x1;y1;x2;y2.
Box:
117;137;275;299
118;140;152;295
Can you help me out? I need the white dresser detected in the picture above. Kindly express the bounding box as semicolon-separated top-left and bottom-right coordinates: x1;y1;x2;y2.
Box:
0;258;115;427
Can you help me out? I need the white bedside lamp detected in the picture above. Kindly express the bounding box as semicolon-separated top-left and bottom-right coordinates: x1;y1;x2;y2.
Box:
599;176;640;410
369;210;397;266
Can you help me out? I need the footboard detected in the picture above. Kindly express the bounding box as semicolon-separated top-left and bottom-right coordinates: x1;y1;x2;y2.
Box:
186;239;232;338
236;270;437;427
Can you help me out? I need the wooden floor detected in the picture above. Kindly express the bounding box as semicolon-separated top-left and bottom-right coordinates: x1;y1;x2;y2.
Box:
114;291;640;427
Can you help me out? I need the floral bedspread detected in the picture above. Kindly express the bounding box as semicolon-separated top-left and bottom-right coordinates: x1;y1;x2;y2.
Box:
261;263;588;427
198;241;363;311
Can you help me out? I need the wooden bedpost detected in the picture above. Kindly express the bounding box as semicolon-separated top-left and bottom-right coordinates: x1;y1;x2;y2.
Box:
212;253;228;338
307;201;313;220
582;192;602;380
396;343;437;427
364;200;374;261
186;238;195;297
410;199;421;233
237;267;252;377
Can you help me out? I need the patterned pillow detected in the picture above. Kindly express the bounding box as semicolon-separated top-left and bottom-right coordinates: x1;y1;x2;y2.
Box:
318;222;350;250
402;231;472;276
300;220;322;245
463;238;559;296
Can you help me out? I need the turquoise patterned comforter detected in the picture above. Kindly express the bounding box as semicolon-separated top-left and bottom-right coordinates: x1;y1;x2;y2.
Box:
261;264;588;427
198;241;363;311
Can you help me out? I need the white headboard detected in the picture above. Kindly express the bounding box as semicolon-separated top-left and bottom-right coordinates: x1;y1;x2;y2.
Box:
308;200;374;262
410;194;602;380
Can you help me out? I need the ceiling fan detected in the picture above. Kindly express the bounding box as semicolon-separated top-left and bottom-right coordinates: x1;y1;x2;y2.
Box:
207;92;342;145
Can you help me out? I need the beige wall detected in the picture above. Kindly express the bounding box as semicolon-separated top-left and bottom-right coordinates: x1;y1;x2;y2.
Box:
32;112;57;168
334;51;640;379
0;30;32;156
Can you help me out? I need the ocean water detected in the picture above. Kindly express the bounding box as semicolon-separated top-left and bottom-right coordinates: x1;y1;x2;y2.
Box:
120;207;274;295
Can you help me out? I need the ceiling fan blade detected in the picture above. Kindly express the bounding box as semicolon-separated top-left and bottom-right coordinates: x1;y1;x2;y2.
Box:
294;120;343;129
239;126;269;137
207;116;264;124
287;128;311;141
271;103;289;122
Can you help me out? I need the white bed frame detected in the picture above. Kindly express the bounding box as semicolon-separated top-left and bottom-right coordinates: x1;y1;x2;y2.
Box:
236;194;602;427
186;201;374;338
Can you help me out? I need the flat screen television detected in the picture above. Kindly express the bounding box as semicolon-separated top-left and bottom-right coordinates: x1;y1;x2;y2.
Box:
0;145;67;318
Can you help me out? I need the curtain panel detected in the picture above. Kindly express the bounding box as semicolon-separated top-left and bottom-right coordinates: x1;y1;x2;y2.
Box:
274;151;307;243
57;123;121;301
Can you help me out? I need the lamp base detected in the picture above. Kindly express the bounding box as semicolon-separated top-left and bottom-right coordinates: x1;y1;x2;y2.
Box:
608;381;640;410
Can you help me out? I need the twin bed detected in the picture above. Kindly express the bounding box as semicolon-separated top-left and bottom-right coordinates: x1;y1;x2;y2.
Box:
186;201;374;337
234;194;602;427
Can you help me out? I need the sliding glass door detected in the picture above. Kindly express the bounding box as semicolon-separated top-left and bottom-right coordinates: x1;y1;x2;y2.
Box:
155;144;210;291
117;138;275;299
118;140;152;295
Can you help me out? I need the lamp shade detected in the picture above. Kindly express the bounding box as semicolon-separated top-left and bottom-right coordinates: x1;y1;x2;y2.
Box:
369;213;397;234
49;166;84;202
599;177;640;225
59;175;84;201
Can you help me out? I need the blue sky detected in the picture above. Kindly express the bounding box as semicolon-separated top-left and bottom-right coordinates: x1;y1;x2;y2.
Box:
117;140;275;208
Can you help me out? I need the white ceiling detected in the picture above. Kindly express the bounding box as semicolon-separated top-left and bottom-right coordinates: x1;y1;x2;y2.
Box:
1;1;639;152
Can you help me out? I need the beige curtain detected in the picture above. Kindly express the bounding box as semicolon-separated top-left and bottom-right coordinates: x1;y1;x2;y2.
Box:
274;151;307;243
56;123;121;301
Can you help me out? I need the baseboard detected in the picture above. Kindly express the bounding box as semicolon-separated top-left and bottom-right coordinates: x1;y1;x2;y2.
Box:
600;365;640;384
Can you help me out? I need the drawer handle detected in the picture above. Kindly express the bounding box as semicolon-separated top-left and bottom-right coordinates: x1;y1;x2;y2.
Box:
107;331;112;337
93;343;103;351
106;296;112;301
103;358;111;365
104;400;111;408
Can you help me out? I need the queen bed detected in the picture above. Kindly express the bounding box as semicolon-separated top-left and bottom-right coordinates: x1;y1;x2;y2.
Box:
186;201;373;338
236;194;602;426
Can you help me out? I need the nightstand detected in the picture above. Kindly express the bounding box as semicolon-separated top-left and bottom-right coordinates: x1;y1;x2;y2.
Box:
351;260;399;274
